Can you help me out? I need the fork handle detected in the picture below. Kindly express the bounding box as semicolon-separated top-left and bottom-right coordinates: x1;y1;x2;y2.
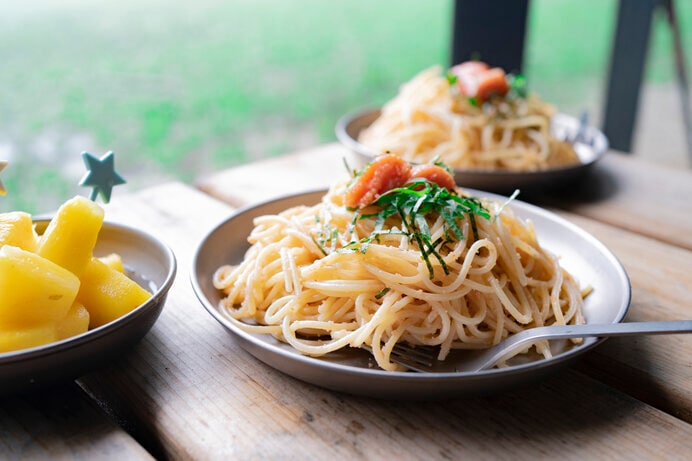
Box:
479;320;692;372
513;320;692;343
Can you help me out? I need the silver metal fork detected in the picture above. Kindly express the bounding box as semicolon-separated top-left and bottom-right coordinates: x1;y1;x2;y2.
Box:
374;320;692;373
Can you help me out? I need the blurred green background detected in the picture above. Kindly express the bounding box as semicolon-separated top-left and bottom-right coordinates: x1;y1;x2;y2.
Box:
1;0;690;213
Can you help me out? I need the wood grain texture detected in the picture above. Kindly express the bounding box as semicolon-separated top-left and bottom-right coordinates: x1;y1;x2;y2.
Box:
196;143;692;250
556;212;692;423
530;152;692;250
72;181;692;459
0;384;153;460
195;143;346;207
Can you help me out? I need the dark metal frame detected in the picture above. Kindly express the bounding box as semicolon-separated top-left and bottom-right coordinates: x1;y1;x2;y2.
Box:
450;0;529;74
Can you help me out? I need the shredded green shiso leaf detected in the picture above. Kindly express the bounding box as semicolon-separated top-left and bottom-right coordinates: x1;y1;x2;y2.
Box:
342;179;492;279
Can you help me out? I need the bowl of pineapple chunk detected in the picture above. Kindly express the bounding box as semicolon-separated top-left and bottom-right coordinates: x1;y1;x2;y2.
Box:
0;196;176;394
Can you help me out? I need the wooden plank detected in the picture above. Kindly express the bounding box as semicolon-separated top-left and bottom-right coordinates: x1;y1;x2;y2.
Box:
82;366;692;460
0;384;153;460
195;143;692;250
73;181;692;459
555;212;692;423
195;143;346;207
532;152;692;250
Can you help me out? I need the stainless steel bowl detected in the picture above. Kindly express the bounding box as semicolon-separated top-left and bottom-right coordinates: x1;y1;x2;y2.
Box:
335;107;609;193
191;190;630;400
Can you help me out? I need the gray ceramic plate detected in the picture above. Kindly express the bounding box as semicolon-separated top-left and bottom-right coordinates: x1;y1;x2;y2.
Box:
191;189;630;400
335;108;609;193
0;220;176;395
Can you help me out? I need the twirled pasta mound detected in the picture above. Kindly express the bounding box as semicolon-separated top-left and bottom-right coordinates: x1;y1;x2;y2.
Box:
213;156;584;371
359;62;579;171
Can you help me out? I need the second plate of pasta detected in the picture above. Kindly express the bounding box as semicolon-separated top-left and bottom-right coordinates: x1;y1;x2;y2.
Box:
191;187;629;400
336;63;609;193
337;108;608;193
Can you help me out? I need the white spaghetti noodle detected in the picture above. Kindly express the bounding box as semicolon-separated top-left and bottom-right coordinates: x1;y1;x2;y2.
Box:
213;178;585;371
358;66;579;171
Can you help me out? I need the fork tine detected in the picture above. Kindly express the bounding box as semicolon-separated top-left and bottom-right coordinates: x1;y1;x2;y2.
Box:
389;343;438;367
361;343;440;371
362;342;494;373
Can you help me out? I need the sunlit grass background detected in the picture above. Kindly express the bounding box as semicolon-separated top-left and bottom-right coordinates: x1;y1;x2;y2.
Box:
1;0;689;213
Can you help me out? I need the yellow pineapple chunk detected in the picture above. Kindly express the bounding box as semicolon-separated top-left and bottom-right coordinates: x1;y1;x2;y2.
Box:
98;253;125;273
0;211;38;252
0;245;80;327
37;195;104;277
0;323;57;353
78;257;151;328
56;302;90;340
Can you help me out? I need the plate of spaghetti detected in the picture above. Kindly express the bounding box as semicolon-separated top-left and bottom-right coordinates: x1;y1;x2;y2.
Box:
191;156;629;399
335;62;608;193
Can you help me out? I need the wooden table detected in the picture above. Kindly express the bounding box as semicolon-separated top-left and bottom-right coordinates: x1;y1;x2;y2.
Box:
2;143;691;459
